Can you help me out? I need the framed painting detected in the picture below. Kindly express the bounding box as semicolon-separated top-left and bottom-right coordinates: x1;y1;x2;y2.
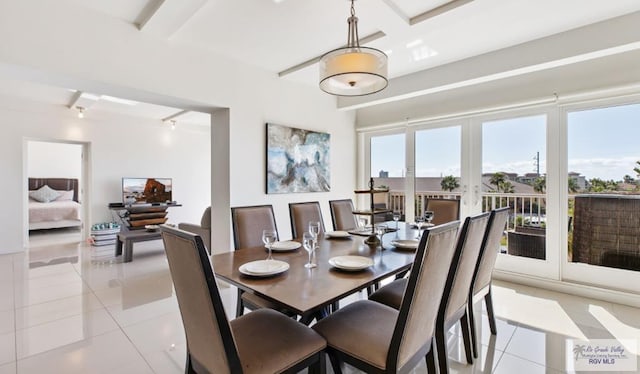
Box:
266;123;331;194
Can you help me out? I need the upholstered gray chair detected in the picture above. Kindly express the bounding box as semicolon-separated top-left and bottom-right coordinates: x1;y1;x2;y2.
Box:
289;201;325;239
469;207;509;358
230;205;295;318
425;198;460;226
312;221;460;374
369;213;490;373
178;206;211;253
328;199;358;231
160;225;326;374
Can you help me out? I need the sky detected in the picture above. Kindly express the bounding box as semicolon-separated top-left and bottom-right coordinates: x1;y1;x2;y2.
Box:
371;103;640;182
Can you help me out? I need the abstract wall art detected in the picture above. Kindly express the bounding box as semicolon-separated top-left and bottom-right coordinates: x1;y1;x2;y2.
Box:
266;123;331;194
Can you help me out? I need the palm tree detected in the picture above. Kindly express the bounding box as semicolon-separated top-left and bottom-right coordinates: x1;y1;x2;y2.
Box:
568;177;579;193
499;180;515;193
440;175;459;192
489;172;506;192
533;176;546;193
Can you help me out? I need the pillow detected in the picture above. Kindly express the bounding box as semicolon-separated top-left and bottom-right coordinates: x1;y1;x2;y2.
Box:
54;189;75;201
29;185;61;203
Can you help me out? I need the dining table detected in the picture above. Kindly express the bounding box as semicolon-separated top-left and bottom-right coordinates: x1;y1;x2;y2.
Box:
211;222;424;322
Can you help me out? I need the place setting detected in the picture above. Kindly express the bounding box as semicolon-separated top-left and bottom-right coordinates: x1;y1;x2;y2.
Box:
238;229;290;277
324;230;352;239
328;255;374;272
389;239;420;251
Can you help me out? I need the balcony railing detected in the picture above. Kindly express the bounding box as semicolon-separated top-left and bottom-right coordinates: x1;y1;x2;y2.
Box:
386;190;549;231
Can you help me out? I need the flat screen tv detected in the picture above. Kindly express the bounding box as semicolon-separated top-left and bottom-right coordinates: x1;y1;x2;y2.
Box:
122;178;172;205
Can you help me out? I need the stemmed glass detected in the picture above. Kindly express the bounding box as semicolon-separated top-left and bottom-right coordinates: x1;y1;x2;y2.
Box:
309;221;320;240
424;211;434;225
262;229;277;261
302;232;316;268
415;215;425;238
392;211;401;230
375;223;387;249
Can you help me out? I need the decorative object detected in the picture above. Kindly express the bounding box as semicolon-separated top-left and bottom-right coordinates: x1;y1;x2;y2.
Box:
319;0;388;96
266;123;330;194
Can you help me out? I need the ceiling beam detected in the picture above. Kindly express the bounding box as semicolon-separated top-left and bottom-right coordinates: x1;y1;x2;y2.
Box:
135;0;166;30
161;109;189;122
380;0;410;25
67;90;82;109
278;31;386;77
410;0;474;26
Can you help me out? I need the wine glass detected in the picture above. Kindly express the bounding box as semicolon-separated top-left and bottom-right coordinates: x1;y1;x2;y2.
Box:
392;211;401;230
359;218;368;230
375;223;387;249
425;211;434;225
415;215;425;238
262;229;277;261
302;232;316;268
309;221;320;240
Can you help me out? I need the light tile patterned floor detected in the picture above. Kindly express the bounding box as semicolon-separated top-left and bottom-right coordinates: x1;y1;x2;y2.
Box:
0;230;638;373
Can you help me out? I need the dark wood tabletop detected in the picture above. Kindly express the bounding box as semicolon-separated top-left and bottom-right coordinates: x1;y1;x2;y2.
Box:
211;222;420;316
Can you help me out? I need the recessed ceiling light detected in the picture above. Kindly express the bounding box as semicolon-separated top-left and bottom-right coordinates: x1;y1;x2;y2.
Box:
273;0;285;3
405;39;423;49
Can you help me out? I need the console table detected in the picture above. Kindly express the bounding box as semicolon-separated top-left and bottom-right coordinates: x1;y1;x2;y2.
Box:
109;203;181;230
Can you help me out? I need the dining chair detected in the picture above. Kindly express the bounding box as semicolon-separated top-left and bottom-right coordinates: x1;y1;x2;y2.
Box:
468;207;510;358
328;199;359;231
231;204;293;317
369;212;490;373
425;198;460;226
312;221;460;374
160;225;326;374
289;201;326;239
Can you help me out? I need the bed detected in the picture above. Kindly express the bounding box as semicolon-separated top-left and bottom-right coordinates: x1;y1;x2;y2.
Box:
28;178;82;230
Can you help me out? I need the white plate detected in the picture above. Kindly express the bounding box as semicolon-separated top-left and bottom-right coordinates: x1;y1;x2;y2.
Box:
391;239;420;250
347;228;374;236
266;241;301;251
239;260;290;276
328;256;374;271
325;231;351;238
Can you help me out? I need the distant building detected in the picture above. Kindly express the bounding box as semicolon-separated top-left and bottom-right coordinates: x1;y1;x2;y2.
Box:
569;172;587;190
378;170;389;178
518;173;542;185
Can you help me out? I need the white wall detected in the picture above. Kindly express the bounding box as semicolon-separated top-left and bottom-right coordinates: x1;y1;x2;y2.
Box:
0;0;356;254
0;95;211;253
28;141;82;179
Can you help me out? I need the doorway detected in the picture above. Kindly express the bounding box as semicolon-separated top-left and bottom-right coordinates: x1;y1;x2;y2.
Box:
26;140;88;266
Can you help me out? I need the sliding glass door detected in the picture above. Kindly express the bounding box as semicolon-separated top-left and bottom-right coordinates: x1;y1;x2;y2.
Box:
562;101;640;292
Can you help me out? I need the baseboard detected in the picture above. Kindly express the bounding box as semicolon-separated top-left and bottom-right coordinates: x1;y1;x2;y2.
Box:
493;270;640;308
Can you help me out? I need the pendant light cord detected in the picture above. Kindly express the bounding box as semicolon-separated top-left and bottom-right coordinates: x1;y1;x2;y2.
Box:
347;0;360;49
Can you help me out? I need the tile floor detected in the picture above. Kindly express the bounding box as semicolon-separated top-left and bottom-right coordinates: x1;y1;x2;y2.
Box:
0;230;638;373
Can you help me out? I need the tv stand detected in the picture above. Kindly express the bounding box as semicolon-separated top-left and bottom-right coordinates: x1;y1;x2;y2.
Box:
109;203;181;230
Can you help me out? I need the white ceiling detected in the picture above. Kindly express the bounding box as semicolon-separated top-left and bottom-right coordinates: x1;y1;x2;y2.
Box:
5;0;640;124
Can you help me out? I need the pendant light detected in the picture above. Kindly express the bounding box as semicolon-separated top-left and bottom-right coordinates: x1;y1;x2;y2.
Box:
319;0;388;96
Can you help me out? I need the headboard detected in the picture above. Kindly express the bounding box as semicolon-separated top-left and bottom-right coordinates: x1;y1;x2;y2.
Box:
29;178;79;202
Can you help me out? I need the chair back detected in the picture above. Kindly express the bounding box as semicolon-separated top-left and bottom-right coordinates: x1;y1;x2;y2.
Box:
160;226;241;374
231;205;278;250
442;212;490;321
425;198;460;226
329;199;358;231
387;221;460;370
201;206;212;229
289;201;325;239
473;207;510;294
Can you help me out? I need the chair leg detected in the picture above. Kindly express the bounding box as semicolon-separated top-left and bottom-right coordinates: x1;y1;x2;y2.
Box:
236;289;245;318
185;352;195;374
460;309;474;364
327;352;343;374
485;289;497;335
436;325;449;374
468;298;479;359
425;338;437;373
309;352;326;374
